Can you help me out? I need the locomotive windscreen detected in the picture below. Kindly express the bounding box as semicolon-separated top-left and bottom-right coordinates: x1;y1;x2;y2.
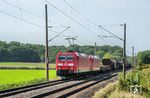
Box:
58;55;74;61
66;56;73;60
58;56;66;61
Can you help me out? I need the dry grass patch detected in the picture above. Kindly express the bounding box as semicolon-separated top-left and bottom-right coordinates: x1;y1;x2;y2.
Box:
109;90;145;98
92;82;117;98
93;81;145;98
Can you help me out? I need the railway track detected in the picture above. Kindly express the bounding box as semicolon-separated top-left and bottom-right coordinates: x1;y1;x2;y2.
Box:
32;72;118;98
57;74;117;98
0;79;69;98
0;70;121;98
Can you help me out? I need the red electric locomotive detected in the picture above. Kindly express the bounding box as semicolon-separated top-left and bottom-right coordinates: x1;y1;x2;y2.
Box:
56;52;101;77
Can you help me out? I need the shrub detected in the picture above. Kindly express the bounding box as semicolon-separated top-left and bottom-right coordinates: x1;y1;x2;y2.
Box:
118;71;140;91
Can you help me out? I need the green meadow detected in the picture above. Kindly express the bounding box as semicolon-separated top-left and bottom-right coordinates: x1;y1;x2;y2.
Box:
0;70;58;90
0;62;57;90
0;62;55;69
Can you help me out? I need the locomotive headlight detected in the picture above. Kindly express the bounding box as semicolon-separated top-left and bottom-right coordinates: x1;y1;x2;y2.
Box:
58;67;61;69
70;67;73;69
68;63;74;66
58;63;63;66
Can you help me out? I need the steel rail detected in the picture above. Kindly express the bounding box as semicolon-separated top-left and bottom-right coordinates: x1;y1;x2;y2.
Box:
0;79;69;97
58;74;117;98
31;72;117;98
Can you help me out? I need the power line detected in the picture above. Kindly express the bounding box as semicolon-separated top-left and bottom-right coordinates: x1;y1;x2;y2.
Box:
47;0;106;45
98;35;115;38
48;26;70;42
0;3;94;46
98;25;124;41
0;10;67;35
98;24;122;27
1;0;123;46
48;0;123;45
45;0;98;36
69;27;94;44
63;0;118;34
63;0;114;44
63;0;97;26
1;0;42;18
63;0;103;35
1;0;68;28
0;10;44;28
63;0;124;43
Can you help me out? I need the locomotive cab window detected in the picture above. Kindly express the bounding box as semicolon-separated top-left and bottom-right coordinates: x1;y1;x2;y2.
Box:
66;55;73;60
58;56;66;61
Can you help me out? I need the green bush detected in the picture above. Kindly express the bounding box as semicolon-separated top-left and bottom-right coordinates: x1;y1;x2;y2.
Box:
118;71;140;91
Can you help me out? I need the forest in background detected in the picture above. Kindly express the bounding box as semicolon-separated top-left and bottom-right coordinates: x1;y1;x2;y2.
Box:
0;41;123;63
0;40;149;64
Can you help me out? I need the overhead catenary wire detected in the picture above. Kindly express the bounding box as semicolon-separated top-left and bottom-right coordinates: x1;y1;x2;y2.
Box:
63;0;107;36
98;25;124;41
45;0;98;36
63;0;98;26
63;0;118;35
48;25;93;45
0;10;69;36
1;0;42;18
63;0;124;43
1;0;68;28
48;26;70;42
62;0;116;44
46;0;106;45
69;27;94;44
0;10;44;28
1;0;110;45
98;24;122;27
1;0;124;47
1;0;101;47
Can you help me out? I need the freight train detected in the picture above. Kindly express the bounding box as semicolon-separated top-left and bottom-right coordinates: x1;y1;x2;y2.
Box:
56;51;130;78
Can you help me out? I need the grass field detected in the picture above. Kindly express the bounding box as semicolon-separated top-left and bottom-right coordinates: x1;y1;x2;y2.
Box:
0;62;55;69
0;70;58;90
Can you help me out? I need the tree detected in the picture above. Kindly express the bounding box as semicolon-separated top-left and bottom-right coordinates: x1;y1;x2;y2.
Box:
103;53;113;59
0;40;123;63
137;50;150;65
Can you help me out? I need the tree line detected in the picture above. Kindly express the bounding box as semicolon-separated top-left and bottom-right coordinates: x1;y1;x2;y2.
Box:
0;41;124;63
137;50;150;65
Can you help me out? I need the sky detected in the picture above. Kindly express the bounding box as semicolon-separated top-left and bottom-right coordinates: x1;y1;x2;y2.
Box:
0;0;150;55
